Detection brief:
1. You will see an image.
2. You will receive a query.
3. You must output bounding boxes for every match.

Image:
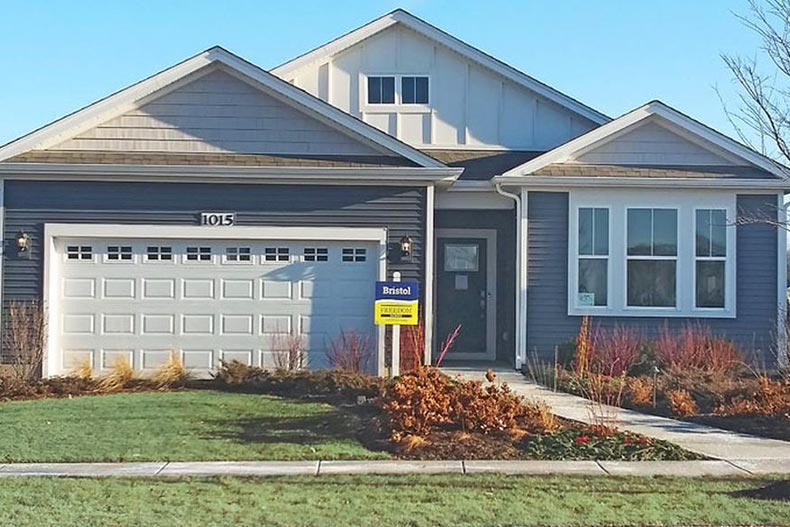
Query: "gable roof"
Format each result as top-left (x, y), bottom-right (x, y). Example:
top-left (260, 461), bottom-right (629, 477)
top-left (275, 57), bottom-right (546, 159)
top-left (495, 100), bottom-right (790, 187)
top-left (0, 46), bottom-right (446, 168)
top-left (272, 9), bottom-right (610, 126)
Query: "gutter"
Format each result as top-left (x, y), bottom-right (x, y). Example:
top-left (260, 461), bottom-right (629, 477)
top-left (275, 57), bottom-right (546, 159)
top-left (495, 182), bottom-right (526, 370)
top-left (493, 175), bottom-right (790, 190)
top-left (0, 163), bottom-right (464, 187)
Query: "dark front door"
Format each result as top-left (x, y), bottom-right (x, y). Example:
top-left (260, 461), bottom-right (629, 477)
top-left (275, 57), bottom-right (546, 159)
top-left (436, 237), bottom-right (491, 360)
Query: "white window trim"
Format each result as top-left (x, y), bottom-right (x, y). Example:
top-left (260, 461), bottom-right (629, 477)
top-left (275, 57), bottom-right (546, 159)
top-left (569, 206), bottom-right (612, 313)
top-left (692, 207), bottom-right (734, 312)
top-left (623, 207), bottom-right (679, 311)
top-left (568, 190), bottom-right (736, 318)
top-left (361, 73), bottom-right (432, 113)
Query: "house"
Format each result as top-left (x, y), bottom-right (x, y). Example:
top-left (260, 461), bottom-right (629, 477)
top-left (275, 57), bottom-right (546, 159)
top-left (0, 9), bottom-right (786, 377)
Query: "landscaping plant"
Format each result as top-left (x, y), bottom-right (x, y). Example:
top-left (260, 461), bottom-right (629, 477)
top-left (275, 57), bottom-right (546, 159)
top-left (326, 329), bottom-right (372, 373)
top-left (666, 389), bottom-right (699, 417)
top-left (655, 322), bottom-right (743, 374)
top-left (270, 332), bottom-right (305, 371)
top-left (152, 351), bottom-right (190, 388)
top-left (98, 356), bottom-right (135, 392)
top-left (2, 300), bottom-right (47, 383)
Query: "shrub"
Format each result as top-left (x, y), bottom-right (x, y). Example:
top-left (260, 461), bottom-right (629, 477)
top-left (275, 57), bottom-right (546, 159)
top-left (592, 325), bottom-right (641, 377)
top-left (523, 399), bottom-right (561, 433)
top-left (655, 322), bottom-right (742, 374)
top-left (213, 360), bottom-right (387, 401)
top-left (271, 332), bottom-right (305, 371)
top-left (3, 301), bottom-right (47, 383)
top-left (434, 325), bottom-right (462, 367)
top-left (98, 356), bottom-right (134, 392)
top-left (715, 377), bottom-right (790, 417)
top-left (381, 367), bottom-right (455, 438)
top-left (626, 376), bottom-right (655, 407)
top-left (573, 316), bottom-right (594, 376)
top-left (152, 352), bottom-right (189, 388)
top-left (400, 319), bottom-right (425, 372)
top-left (666, 389), bottom-right (698, 417)
top-left (326, 330), bottom-right (372, 373)
top-left (448, 380), bottom-right (526, 434)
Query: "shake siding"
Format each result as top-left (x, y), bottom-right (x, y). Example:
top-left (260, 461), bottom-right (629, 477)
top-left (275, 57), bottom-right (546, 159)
top-left (2, 181), bottom-right (426, 302)
top-left (526, 192), bottom-right (779, 367)
top-left (50, 69), bottom-right (383, 156)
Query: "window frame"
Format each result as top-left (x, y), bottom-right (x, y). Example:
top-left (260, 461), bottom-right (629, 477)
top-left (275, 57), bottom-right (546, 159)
top-left (570, 206), bottom-right (611, 311)
top-left (693, 207), bottom-right (731, 311)
top-left (624, 207), bottom-right (679, 310)
top-left (362, 73), bottom-right (431, 112)
top-left (567, 190), bottom-right (736, 318)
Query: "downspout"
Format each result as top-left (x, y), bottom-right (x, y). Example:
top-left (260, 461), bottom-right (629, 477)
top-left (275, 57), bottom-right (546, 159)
top-left (495, 182), bottom-right (525, 370)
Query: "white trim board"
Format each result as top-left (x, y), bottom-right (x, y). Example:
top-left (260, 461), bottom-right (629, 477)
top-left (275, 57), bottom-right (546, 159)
top-left (41, 223), bottom-right (389, 377)
top-left (0, 48), bottom-right (445, 169)
top-left (497, 101), bottom-right (790, 184)
top-left (0, 163), bottom-right (462, 186)
top-left (271, 9), bottom-right (609, 126)
top-left (435, 228), bottom-right (497, 361)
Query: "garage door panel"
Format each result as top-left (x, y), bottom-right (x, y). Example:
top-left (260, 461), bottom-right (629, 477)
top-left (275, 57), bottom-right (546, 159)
top-left (54, 236), bottom-right (380, 375)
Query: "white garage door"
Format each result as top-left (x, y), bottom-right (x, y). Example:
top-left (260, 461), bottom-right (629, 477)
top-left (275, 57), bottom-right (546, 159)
top-left (49, 230), bottom-right (381, 376)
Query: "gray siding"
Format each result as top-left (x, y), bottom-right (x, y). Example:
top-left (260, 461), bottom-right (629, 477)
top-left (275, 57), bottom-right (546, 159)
top-left (51, 68), bottom-right (384, 156)
top-left (436, 209), bottom-right (516, 362)
top-left (3, 180), bottom-right (425, 302)
top-left (527, 192), bottom-right (779, 366)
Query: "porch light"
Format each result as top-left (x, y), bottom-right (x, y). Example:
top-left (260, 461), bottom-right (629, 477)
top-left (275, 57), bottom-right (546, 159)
top-left (15, 232), bottom-right (30, 252)
top-left (399, 235), bottom-right (413, 257)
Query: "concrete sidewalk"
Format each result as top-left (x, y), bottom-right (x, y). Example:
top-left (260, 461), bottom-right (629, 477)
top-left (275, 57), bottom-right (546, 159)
top-left (0, 459), bottom-right (787, 478)
top-left (443, 368), bottom-right (790, 462)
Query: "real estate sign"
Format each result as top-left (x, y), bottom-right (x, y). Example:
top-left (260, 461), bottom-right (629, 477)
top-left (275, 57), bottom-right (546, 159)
top-left (374, 281), bottom-right (419, 325)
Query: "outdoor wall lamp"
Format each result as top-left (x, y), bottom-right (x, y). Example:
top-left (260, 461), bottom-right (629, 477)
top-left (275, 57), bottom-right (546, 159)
top-left (399, 235), bottom-right (413, 257)
top-left (16, 232), bottom-right (31, 252)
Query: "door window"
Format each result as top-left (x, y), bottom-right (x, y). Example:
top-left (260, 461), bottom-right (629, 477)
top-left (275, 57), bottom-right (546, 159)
top-left (444, 244), bottom-right (479, 272)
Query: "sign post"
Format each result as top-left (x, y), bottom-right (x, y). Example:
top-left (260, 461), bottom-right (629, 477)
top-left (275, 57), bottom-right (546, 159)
top-left (374, 274), bottom-right (419, 377)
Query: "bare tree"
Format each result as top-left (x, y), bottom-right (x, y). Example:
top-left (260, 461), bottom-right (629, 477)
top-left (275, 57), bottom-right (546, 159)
top-left (3, 301), bottom-right (47, 382)
top-left (720, 0), bottom-right (790, 163)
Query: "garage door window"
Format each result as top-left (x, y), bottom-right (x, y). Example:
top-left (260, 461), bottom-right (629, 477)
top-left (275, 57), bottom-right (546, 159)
top-left (342, 248), bottom-right (367, 262)
top-left (186, 246), bottom-right (212, 262)
top-left (106, 246), bottom-right (133, 262)
top-left (225, 247), bottom-right (252, 263)
top-left (66, 245), bottom-right (93, 261)
top-left (304, 247), bottom-right (328, 262)
top-left (264, 247), bottom-right (290, 262)
top-left (146, 246), bottom-right (173, 262)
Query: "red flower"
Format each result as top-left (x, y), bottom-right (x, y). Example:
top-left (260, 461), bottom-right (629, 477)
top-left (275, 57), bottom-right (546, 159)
top-left (575, 434), bottom-right (591, 444)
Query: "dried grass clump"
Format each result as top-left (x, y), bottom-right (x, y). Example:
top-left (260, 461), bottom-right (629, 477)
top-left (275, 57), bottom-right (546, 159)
top-left (73, 359), bottom-right (93, 381)
top-left (98, 356), bottom-right (134, 392)
top-left (667, 389), bottom-right (698, 417)
top-left (153, 352), bottom-right (189, 388)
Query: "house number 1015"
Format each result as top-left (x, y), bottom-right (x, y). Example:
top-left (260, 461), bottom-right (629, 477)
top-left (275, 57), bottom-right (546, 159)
top-left (200, 212), bottom-right (236, 226)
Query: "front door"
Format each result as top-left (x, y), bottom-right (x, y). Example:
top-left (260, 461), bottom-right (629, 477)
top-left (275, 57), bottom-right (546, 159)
top-left (435, 231), bottom-right (496, 361)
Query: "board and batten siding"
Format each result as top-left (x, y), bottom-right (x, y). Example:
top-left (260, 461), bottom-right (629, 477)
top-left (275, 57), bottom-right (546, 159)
top-left (573, 121), bottom-right (736, 166)
top-left (2, 181), bottom-right (425, 303)
top-left (526, 192), bottom-right (780, 367)
top-left (283, 24), bottom-right (596, 151)
top-left (49, 68), bottom-right (385, 156)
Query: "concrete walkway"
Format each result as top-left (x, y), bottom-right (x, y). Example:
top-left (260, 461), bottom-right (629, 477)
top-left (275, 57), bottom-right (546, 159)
top-left (443, 367), bottom-right (790, 463)
top-left (0, 459), bottom-right (787, 478)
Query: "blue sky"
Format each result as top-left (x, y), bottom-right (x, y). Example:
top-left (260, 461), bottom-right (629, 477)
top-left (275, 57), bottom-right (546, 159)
top-left (0, 0), bottom-right (762, 147)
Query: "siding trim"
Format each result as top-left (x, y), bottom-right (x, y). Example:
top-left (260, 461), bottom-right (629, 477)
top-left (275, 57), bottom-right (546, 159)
top-left (778, 195), bottom-right (788, 369)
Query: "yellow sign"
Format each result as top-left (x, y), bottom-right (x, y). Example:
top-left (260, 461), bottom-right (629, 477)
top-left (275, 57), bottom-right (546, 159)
top-left (374, 301), bottom-right (419, 325)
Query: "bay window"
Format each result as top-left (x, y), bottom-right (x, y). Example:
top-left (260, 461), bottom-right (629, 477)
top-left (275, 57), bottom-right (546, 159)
top-left (569, 191), bottom-right (735, 318)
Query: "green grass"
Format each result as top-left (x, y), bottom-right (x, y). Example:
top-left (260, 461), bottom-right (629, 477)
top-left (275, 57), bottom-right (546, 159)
top-left (0, 391), bottom-right (387, 462)
top-left (0, 475), bottom-right (786, 526)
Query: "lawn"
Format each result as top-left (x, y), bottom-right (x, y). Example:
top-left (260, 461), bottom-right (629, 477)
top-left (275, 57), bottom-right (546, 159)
top-left (0, 475), bottom-right (787, 526)
top-left (0, 391), bottom-right (387, 462)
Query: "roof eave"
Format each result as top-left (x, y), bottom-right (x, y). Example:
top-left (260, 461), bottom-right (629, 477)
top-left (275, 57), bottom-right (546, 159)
top-left (492, 174), bottom-right (790, 190)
